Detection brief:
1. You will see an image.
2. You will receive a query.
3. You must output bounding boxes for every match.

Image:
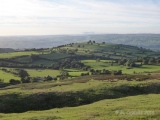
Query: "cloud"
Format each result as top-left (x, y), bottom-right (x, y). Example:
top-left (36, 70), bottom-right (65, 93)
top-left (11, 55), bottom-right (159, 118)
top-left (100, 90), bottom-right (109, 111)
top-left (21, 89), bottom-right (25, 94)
top-left (0, 0), bottom-right (160, 35)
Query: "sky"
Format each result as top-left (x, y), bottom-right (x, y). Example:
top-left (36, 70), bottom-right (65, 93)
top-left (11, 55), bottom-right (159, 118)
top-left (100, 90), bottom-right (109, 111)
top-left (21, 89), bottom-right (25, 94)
top-left (0, 0), bottom-right (160, 36)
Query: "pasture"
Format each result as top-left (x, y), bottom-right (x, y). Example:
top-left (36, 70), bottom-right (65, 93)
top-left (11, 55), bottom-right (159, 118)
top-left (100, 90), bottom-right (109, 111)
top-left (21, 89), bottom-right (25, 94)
top-left (0, 51), bottom-right (40, 58)
top-left (13, 56), bottom-right (31, 62)
top-left (39, 52), bottom-right (70, 60)
top-left (31, 60), bottom-right (55, 67)
top-left (0, 69), bottom-right (20, 82)
top-left (26, 69), bottom-right (60, 78)
top-left (82, 60), bottom-right (160, 74)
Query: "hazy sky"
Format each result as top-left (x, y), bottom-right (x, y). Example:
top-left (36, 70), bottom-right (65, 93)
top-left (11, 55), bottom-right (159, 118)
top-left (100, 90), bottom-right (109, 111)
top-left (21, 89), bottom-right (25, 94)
top-left (0, 0), bottom-right (160, 36)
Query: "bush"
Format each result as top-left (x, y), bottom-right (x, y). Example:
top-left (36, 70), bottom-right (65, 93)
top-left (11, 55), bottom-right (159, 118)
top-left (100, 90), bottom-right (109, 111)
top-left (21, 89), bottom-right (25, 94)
top-left (9, 79), bottom-right (21, 85)
top-left (21, 77), bottom-right (31, 83)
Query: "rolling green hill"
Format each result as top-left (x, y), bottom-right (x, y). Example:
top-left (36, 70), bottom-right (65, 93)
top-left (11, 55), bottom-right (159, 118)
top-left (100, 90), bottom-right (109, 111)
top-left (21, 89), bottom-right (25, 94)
top-left (0, 41), bottom-right (160, 120)
top-left (0, 41), bottom-right (160, 83)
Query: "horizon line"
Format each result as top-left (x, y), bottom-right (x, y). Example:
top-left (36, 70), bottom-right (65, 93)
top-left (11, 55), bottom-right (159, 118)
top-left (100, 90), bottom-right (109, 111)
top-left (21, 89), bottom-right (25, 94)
top-left (0, 33), bottom-right (160, 37)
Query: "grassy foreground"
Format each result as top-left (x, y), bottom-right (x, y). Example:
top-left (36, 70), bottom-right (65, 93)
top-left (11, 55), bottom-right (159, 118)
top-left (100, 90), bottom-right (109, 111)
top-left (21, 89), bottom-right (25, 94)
top-left (0, 94), bottom-right (159, 120)
top-left (0, 78), bottom-right (160, 115)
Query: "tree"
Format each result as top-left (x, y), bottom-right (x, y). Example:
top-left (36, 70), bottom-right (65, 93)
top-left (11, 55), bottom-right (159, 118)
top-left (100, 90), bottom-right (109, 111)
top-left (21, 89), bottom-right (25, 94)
top-left (60, 70), bottom-right (69, 77)
top-left (125, 59), bottom-right (132, 67)
top-left (9, 79), bottom-right (20, 85)
top-left (18, 69), bottom-right (29, 78)
top-left (44, 75), bottom-right (53, 81)
top-left (90, 69), bottom-right (95, 73)
top-left (112, 70), bottom-right (122, 75)
top-left (102, 69), bottom-right (111, 75)
top-left (21, 77), bottom-right (31, 83)
top-left (116, 70), bottom-right (122, 75)
top-left (118, 58), bottom-right (127, 65)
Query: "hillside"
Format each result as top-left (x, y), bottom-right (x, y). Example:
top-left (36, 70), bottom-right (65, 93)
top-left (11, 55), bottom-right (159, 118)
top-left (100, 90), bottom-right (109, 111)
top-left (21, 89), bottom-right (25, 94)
top-left (0, 41), bottom-right (160, 83)
top-left (0, 78), bottom-right (160, 119)
top-left (0, 94), bottom-right (159, 120)
top-left (0, 41), bottom-right (160, 120)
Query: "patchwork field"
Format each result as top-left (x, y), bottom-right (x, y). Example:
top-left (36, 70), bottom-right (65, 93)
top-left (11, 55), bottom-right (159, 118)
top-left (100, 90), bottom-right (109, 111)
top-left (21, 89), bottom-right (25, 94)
top-left (0, 41), bottom-right (160, 120)
top-left (82, 60), bottom-right (160, 74)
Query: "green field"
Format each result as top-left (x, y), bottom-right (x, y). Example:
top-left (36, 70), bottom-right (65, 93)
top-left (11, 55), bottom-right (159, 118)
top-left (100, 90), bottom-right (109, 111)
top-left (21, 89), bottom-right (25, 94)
top-left (31, 60), bottom-right (55, 67)
top-left (39, 52), bottom-right (70, 60)
top-left (0, 69), bottom-right (20, 82)
top-left (0, 69), bottom-right (60, 82)
top-left (82, 60), bottom-right (115, 69)
top-left (13, 56), bottom-right (31, 62)
top-left (0, 51), bottom-right (40, 58)
top-left (26, 69), bottom-right (60, 78)
top-left (82, 60), bottom-right (160, 74)
top-left (1, 78), bottom-right (160, 94)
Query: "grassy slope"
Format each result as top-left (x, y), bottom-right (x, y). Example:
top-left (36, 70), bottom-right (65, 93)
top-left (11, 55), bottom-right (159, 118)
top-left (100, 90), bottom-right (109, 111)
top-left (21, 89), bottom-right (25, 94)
top-left (0, 71), bottom-right (160, 119)
top-left (26, 69), bottom-right (60, 78)
top-left (0, 79), bottom-right (160, 109)
top-left (0, 70), bottom-right (20, 82)
top-left (1, 78), bottom-right (160, 95)
top-left (0, 42), bottom-right (158, 60)
top-left (0, 42), bottom-right (160, 83)
top-left (0, 42), bottom-right (158, 65)
top-left (65, 42), bottom-right (157, 58)
top-left (31, 60), bottom-right (55, 67)
top-left (13, 56), bottom-right (31, 62)
top-left (0, 51), bottom-right (41, 58)
top-left (0, 94), bottom-right (159, 120)
top-left (39, 52), bottom-right (70, 60)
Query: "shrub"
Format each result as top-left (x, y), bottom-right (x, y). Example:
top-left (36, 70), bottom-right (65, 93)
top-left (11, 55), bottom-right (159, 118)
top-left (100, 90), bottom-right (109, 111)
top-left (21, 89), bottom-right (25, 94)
top-left (9, 79), bottom-right (21, 85)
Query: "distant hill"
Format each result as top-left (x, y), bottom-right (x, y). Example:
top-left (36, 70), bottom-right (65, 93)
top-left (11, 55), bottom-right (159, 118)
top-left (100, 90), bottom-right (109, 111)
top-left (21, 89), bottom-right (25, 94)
top-left (0, 34), bottom-right (160, 50)
top-left (0, 48), bottom-right (15, 53)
